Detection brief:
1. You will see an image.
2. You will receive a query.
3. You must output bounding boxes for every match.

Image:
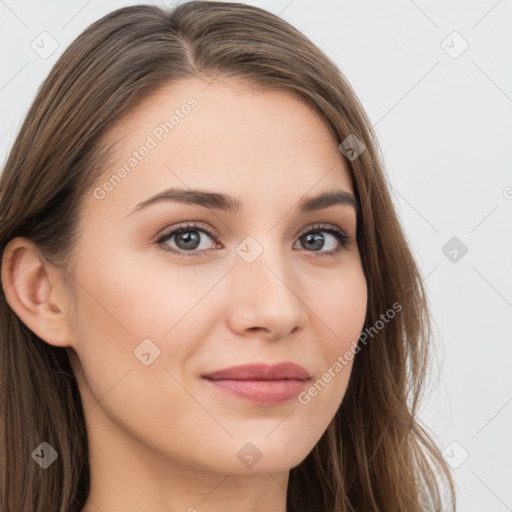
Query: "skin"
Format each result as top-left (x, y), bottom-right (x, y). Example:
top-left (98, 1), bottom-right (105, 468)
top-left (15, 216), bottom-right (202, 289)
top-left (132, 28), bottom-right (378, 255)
top-left (2, 76), bottom-right (367, 512)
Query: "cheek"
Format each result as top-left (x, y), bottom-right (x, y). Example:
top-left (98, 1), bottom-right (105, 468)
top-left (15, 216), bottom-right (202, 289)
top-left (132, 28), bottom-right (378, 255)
top-left (329, 277), bottom-right (367, 354)
top-left (74, 243), bottom-right (208, 341)
top-left (70, 248), bottom-right (224, 398)
top-left (299, 264), bottom-right (367, 405)
top-left (308, 262), bottom-right (368, 349)
top-left (69, 253), bottom-right (213, 456)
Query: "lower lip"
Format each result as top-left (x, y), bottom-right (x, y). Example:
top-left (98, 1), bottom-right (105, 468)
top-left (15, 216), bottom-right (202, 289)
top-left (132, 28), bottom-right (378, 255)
top-left (203, 378), bottom-right (308, 405)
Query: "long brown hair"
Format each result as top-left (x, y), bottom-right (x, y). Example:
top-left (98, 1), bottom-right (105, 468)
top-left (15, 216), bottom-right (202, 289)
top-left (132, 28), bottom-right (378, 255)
top-left (0, 2), bottom-right (456, 511)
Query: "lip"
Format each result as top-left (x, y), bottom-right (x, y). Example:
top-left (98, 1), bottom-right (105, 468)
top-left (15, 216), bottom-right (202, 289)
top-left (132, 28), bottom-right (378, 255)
top-left (201, 363), bottom-right (310, 405)
top-left (202, 362), bottom-right (310, 381)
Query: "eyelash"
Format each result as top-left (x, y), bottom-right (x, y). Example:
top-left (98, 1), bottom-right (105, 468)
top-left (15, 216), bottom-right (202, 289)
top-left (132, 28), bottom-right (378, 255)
top-left (155, 222), bottom-right (351, 259)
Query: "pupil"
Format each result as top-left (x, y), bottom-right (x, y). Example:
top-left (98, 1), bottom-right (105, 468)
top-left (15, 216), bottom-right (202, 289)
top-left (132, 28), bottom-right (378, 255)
top-left (177, 230), bottom-right (200, 250)
top-left (304, 232), bottom-right (324, 251)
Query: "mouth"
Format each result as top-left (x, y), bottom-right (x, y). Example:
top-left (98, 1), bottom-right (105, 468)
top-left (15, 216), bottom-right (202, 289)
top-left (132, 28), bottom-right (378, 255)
top-left (201, 362), bottom-right (310, 405)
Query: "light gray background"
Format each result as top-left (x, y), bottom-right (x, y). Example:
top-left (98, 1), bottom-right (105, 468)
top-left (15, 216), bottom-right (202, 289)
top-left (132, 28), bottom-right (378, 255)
top-left (1, 1), bottom-right (511, 510)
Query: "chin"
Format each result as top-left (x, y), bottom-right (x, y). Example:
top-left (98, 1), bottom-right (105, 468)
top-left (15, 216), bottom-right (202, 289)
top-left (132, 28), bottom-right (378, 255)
top-left (228, 435), bottom-right (315, 475)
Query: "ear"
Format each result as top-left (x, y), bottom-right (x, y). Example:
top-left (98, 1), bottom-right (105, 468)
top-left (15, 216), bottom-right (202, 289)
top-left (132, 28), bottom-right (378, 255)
top-left (1, 237), bottom-right (74, 348)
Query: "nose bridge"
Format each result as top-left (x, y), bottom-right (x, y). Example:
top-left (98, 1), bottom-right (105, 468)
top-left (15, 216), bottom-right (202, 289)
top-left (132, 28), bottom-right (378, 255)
top-left (226, 230), bottom-right (307, 336)
top-left (234, 230), bottom-right (292, 295)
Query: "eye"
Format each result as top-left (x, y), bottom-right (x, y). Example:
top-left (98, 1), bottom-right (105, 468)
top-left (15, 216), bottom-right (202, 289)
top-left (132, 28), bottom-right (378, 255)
top-left (293, 223), bottom-right (351, 258)
top-left (156, 222), bottom-right (220, 257)
top-left (156, 222), bottom-right (351, 258)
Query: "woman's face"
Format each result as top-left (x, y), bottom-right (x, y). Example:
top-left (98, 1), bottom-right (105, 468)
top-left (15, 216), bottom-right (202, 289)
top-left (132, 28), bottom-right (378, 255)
top-left (67, 76), bottom-right (367, 477)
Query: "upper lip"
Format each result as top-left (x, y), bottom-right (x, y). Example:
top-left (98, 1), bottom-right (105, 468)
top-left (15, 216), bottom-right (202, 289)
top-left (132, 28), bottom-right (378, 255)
top-left (202, 362), bottom-right (310, 381)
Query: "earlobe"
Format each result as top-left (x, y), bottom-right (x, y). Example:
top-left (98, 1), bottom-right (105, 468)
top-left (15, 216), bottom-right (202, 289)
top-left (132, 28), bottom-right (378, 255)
top-left (1, 237), bottom-right (74, 348)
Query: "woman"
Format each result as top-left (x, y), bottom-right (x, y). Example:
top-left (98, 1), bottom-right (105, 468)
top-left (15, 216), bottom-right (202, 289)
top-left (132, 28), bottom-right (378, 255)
top-left (0, 2), bottom-right (456, 511)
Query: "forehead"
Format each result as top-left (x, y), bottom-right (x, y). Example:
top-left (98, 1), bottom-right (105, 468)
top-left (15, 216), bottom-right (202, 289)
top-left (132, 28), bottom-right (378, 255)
top-left (87, 76), bottom-right (354, 217)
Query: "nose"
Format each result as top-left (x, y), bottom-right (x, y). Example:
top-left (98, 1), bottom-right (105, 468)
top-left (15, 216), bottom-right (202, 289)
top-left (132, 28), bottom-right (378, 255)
top-left (225, 243), bottom-right (309, 341)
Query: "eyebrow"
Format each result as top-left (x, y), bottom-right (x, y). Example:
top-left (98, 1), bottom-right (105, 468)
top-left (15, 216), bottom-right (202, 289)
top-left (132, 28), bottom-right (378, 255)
top-left (128, 187), bottom-right (359, 216)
